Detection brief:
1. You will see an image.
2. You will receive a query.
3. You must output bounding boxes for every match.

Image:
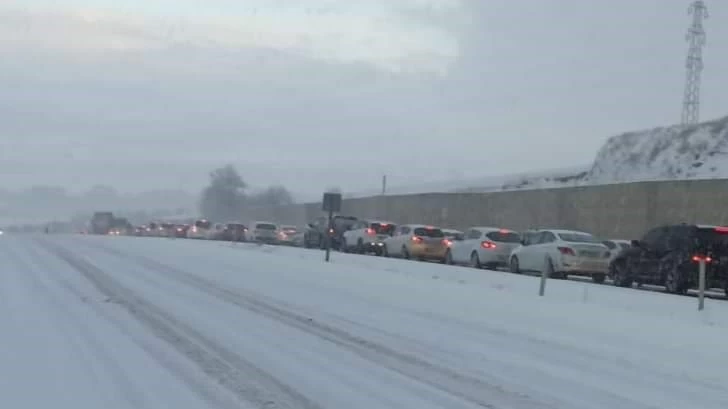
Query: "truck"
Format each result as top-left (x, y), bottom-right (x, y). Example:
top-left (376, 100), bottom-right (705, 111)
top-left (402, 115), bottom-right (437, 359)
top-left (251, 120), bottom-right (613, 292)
top-left (89, 212), bottom-right (114, 235)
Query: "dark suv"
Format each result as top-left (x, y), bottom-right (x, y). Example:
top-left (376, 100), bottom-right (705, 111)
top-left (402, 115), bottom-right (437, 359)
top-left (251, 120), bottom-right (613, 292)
top-left (609, 224), bottom-right (728, 295)
top-left (304, 215), bottom-right (358, 250)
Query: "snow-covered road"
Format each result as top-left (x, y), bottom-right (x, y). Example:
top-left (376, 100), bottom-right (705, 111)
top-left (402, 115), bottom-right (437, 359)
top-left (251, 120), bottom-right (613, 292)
top-left (2, 235), bottom-right (728, 409)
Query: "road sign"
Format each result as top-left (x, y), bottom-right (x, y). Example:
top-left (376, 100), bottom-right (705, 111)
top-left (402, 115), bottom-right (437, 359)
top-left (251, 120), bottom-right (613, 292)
top-left (322, 192), bottom-right (342, 212)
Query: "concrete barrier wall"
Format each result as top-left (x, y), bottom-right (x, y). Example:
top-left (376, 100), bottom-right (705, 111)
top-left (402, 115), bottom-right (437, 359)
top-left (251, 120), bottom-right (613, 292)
top-left (243, 179), bottom-right (728, 239)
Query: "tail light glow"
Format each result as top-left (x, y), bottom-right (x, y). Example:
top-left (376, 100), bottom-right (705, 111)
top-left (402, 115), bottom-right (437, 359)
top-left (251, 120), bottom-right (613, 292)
top-left (692, 255), bottom-right (713, 263)
top-left (558, 247), bottom-right (576, 256)
top-left (481, 241), bottom-right (496, 249)
top-left (366, 228), bottom-right (375, 235)
top-left (714, 227), bottom-right (728, 233)
top-left (443, 239), bottom-right (453, 247)
top-left (412, 236), bottom-right (423, 243)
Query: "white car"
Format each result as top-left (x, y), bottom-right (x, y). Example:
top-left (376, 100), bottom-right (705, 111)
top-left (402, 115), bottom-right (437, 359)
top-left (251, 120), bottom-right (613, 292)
top-left (602, 239), bottom-right (632, 263)
top-left (206, 223), bottom-right (227, 240)
top-left (445, 227), bottom-right (521, 269)
top-left (382, 224), bottom-right (449, 262)
top-left (509, 229), bottom-right (611, 283)
top-left (342, 220), bottom-right (397, 254)
top-left (248, 221), bottom-right (279, 244)
top-left (277, 225), bottom-right (302, 245)
top-left (187, 219), bottom-right (212, 239)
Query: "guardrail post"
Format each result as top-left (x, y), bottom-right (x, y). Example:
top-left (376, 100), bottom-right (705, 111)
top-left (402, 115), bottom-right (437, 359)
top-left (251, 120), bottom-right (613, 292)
top-left (698, 258), bottom-right (706, 311)
top-left (539, 268), bottom-right (548, 296)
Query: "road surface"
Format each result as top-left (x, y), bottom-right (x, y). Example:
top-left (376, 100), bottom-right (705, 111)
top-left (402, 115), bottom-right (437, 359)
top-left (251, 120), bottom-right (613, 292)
top-left (1, 235), bottom-right (727, 409)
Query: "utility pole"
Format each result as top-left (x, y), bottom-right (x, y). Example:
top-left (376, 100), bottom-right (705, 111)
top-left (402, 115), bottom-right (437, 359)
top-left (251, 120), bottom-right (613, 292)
top-left (682, 1), bottom-right (708, 126)
top-left (381, 175), bottom-right (387, 195)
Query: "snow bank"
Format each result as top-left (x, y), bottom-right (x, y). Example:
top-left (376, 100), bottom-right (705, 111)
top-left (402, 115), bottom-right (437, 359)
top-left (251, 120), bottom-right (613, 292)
top-left (359, 115), bottom-right (728, 196)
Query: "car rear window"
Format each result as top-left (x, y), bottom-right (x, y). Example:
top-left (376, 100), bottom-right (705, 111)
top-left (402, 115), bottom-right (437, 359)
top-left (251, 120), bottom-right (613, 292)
top-left (195, 220), bottom-right (211, 229)
top-left (558, 232), bottom-right (600, 243)
top-left (486, 231), bottom-right (521, 243)
top-left (227, 223), bottom-right (246, 229)
top-left (256, 223), bottom-right (277, 230)
top-left (371, 223), bottom-right (395, 235)
top-left (413, 227), bottom-right (444, 238)
top-left (695, 228), bottom-right (728, 250)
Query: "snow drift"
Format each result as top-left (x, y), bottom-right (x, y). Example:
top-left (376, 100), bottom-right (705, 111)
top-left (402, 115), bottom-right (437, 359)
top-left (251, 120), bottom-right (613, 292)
top-left (490, 114), bottom-right (728, 192)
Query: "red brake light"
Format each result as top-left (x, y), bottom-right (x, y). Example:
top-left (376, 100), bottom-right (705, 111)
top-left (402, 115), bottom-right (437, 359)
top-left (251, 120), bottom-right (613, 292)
top-left (715, 227), bottom-right (728, 233)
top-left (692, 255), bottom-right (713, 263)
top-left (499, 229), bottom-right (510, 233)
top-left (481, 241), bottom-right (496, 249)
top-left (558, 247), bottom-right (576, 256)
top-left (443, 239), bottom-right (452, 246)
top-left (366, 228), bottom-right (375, 235)
top-left (412, 236), bottom-right (423, 243)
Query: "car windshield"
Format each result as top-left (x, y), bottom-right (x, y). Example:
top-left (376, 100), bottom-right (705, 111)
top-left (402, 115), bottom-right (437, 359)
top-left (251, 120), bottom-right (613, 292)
top-left (486, 231), bottom-right (521, 243)
top-left (618, 242), bottom-right (631, 249)
top-left (256, 223), bottom-right (277, 230)
top-left (558, 232), bottom-right (600, 243)
top-left (413, 227), bottom-right (445, 238)
top-left (371, 223), bottom-right (395, 235)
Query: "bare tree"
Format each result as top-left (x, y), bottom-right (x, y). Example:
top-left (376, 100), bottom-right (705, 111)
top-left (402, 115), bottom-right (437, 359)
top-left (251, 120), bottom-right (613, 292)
top-left (199, 164), bottom-right (247, 221)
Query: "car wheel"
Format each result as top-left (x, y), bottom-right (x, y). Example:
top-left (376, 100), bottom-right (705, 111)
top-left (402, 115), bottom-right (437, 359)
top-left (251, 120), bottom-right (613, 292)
top-left (402, 246), bottom-right (410, 260)
top-left (357, 239), bottom-right (365, 254)
top-left (509, 257), bottom-right (520, 274)
top-left (470, 252), bottom-right (482, 269)
top-left (592, 273), bottom-right (606, 284)
top-left (610, 261), bottom-right (632, 287)
top-left (664, 261), bottom-right (689, 295)
top-left (444, 250), bottom-right (453, 265)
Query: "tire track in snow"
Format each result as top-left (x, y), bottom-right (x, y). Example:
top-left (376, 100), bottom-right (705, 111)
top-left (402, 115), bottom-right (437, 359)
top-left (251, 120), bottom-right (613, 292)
top-left (82, 239), bottom-right (553, 409)
top-left (9, 240), bottom-right (147, 408)
top-left (37, 238), bottom-right (322, 409)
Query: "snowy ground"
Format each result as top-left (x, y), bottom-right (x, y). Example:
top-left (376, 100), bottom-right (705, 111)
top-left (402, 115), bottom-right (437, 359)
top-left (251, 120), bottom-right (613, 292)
top-left (2, 235), bottom-right (728, 409)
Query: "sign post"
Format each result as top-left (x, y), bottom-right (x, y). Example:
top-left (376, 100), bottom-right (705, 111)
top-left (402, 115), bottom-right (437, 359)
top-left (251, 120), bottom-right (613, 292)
top-left (322, 192), bottom-right (342, 263)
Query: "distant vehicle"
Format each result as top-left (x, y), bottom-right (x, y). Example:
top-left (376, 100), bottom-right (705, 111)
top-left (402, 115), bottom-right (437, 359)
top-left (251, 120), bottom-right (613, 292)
top-left (248, 221), bottom-right (279, 244)
top-left (609, 224), bottom-right (728, 295)
top-left (509, 229), bottom-right (610, 283)
top-left (277, 225), bottom-right (301, 246)
top-left (446, 227), bottom-right (521, 269)
top-left (222, 223), bottom-right (248, 242)
top-left (172, 224), bottom-right (190, 238)
top-left (206, 223), bottom-right (227, 240)
top-left (304, 215), bottom-right (358, 250)
top-left (187, 219), bottom-right (212, 239)
top-left (382, 224), bottom-right (449, 262)
top-left (342, 220), bottom-right (396, 255)
top-left (90, 212), bottom-right (114, 235)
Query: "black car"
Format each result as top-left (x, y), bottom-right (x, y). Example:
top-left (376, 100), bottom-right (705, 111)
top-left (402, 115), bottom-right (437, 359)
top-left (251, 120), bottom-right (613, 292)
top-left (609, 224), bottom-right (728, 295)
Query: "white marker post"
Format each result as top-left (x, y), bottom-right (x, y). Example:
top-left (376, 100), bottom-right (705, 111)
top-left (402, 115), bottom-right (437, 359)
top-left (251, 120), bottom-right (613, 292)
top-left (698, 257), bottom-right (707, 311)
top-left (539, 268), bottom-right (548, 296)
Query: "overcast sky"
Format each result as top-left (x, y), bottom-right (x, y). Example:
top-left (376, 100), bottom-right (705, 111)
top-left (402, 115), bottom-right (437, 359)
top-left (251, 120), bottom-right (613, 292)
top-left (1, 0), bottom-right (726, 200)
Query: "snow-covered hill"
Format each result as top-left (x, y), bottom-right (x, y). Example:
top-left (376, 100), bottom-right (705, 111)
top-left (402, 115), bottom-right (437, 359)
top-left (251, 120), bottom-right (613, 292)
top-left (359, 114), bottom-right (728, 197)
